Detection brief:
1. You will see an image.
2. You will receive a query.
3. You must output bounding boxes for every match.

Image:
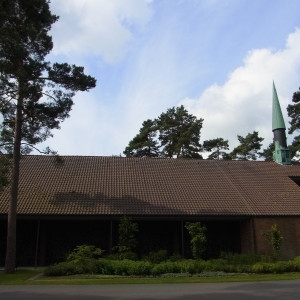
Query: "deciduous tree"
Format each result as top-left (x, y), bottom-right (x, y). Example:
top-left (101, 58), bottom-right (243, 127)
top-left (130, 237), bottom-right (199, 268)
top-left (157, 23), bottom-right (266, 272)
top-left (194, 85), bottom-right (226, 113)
top-left (262, 224), bottom-right (283, 261)
top-left (0, 0), bottom-right (96, 273)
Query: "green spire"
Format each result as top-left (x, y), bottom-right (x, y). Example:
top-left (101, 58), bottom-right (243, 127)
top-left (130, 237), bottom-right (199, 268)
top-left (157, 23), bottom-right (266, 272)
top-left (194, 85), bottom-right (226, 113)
top-left (272, 82), bottom-right (291, 165)
top-left (272, 82), bottom-right (286, 131)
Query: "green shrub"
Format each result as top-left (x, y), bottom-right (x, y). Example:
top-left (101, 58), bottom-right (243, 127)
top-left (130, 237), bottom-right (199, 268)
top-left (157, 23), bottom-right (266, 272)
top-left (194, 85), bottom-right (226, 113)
top-left (151, 261), bottom-right (181, 276)
top-left (144, 250), bottom-right (168, 263)
top-left (220, 252), bottom-right (262, 265)
top-left (127, 261), bottom-right (152, 275)
top-left (251, 261), bottom-right (289, 273)
top-left (97, 259), bottom-right (129, 275)
top-left (105, 251), bottom-right (138, 261)
top-left (261, 224), bottom-right (283, 261)
top-left (159, 273), bottom-right (191, 278)
top-left (44, 260), bottom-right (97, 276)
top-left (169, 253), bottom-right (182, 261)
top-left (181, 259), bottom-right (206, 274)
top-left (185, 222), bottom-right (207, 260)
top-left (112, 260), bottom-right (130, 275)
top-left (66, 245), bottom-right (104, 262)
top-left (94, 259), bottom-right (152, 276)
top-left (114, 216), bottom-right (139, 254)
top-left (94, 259), bottom-right (115, 275)
top-left (292, 256), bottom-right (300, 271)
top-left (204, 259), bottom-right (227, 272)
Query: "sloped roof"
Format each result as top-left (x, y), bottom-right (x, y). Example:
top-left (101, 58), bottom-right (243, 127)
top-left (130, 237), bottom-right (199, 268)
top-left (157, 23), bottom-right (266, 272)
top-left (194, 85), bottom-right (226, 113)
top-left (1, 156), bottom-right (300, 217)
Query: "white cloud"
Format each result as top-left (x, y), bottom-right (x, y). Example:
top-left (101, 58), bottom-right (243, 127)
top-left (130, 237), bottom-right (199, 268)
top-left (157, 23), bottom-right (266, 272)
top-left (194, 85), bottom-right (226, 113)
top-left (180, 28), bottom-right (300, 152)
top-left (50, 0), bottom-right (153, 63)
top-left (43, 91), bottom-right (122, 156)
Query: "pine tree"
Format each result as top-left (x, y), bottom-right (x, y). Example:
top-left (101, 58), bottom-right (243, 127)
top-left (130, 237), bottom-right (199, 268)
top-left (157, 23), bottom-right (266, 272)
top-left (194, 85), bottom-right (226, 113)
top-left (0, 0), bottom-right (96, 272)
top-left (289, 136), bottom-right (300, 161)
top-left (230, 131), bottom-right (264, 160)
top-left (260, 142), bottom-right (275, 161)
top-left (287, 86), bottom-right (300, 159)
top-left (123, 119), bottom-right (159, 157)
top-left (124, 105), bottom-right (203, 158)
top-left (203, 138), bottom-right (229, 160)
top-left (157, 105), bottom-right (203, 158)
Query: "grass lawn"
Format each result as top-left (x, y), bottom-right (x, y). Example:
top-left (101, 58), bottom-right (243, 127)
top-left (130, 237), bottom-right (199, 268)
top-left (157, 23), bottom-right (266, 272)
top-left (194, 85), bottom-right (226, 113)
top-left (2, 269), bottom-right (300, 285)
top-left (0, 269), bottom-right (44, 285)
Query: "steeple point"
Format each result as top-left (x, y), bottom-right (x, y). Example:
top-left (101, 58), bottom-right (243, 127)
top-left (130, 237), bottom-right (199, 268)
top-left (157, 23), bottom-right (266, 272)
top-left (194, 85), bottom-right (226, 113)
top-left (272, 81), bottom-right (286, 131)
top-left (272, 82), bottom-right (291, 165)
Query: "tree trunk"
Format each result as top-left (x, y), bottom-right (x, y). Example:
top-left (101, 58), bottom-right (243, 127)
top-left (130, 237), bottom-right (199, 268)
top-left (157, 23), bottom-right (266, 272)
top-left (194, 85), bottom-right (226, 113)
top-left (5, 84), bottom-right (23, 273)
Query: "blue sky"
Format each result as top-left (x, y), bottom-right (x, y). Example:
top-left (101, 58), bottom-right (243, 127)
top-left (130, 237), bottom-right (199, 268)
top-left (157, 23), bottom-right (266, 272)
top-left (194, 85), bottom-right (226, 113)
top-left (44, 0), bottom-right (300, 156)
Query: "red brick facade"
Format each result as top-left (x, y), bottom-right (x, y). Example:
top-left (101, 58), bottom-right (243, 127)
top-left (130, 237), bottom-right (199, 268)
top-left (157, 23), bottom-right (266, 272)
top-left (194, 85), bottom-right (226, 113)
top-left (241, 217), bottom-right (300, 260)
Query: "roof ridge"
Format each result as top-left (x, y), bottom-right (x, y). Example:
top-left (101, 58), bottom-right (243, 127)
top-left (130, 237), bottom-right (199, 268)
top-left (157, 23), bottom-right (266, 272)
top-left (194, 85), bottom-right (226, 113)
top-left (213, 161), bottom-right (254, 214)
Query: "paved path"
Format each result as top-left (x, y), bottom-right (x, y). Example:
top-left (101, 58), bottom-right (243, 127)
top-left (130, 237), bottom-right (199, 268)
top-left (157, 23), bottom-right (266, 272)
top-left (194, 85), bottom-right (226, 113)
top-left (1, 280), bottom-right (300, 299)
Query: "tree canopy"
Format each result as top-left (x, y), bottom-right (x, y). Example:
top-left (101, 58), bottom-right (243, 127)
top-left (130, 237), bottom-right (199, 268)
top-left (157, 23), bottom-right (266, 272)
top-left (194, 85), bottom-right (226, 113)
top-left (289, 136), bottom-right (300, 161)
top-left (157, 105), bottom-right (203, 158)
top-left (202, 138), bottom-right (229, 160)
top-left (123, 119), bottom-right (159, 157)
top-left (124, 105), bottom-right (203, 158)
top-left (287, 86), bottom-right (300, 159)
top-left (260, 142), bottom-right (275, 162)
top-left (230, 131), bottom-right (264, 160)
top-left (0, 0), bottom-right (96, 273)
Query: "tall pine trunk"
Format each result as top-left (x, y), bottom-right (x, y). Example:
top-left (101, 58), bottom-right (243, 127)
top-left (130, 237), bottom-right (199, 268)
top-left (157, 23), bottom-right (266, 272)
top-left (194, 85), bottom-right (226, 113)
top-left (5, 82), bottom-right (23, 273)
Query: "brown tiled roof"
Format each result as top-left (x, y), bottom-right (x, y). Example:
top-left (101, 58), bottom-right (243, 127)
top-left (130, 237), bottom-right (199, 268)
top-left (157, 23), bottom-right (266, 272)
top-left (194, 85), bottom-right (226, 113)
top-left (0, 156), bottom-right (300, 216)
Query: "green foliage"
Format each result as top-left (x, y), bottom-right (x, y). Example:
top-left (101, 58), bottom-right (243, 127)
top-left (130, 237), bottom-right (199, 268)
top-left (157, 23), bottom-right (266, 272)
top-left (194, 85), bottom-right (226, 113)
top-left (44, 253), bottom-right (300, 277)
top-left (151, 261), bottom-right (181, 276)
top-left (287, 87), bottom-right (300, 160)
top-left (143, 249), bottom-right (168, 264)
top-left (123, 119), bottom-right (159, 157)
top-left (106, 251), bottom-right (138, 261)
top-left (230, 131), bottom-right (264, 160)
top-left (287, 87), bottom-right (300, 135)
top-left (260, 142), bottom-right (275, 161)
top-left (124, 105), bottom-right (203, 158)
top-left (0, 0), bottom-right (96, 155)
top-left (44, 245), bottom-right (104, 276)
top-left (289, 136), bottom-right (300, 161)
top-left (94, 259), bottom-right (152, 276)
top-left (262, 224), bottom-right (283, 261)
top-left (0, 155), bottom-right (10, 191)
top-left (220, 252), bottom-right (263, 265)
top-left (66, 245), bottom-right (104, 262)
top-left (168, 253), bottom-right (182, 261)
top-left (185, 222), bottom-right (207, 260)
top-left (157, 105), bottom-right (203, 158)
top-left (114, 216), bottom-right (139, 254)
top-left (203, 138), bottom-right (229, 160)
top-left (0, 0), bottom-right (96, 273)
top-left (251, 262), bottom-right (284, 274)
top-left (44, 261), bottom-right (83, 276)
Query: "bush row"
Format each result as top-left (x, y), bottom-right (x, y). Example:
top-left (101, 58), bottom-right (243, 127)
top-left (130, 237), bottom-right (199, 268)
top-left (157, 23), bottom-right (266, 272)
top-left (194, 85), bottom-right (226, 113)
top-left (44, 256), bottom-right (300, 276)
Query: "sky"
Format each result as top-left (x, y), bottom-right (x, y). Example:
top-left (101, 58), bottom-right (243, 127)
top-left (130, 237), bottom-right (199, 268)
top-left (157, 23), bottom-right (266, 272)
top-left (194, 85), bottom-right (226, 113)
top-left (42, 0), bottom-right (300, 157)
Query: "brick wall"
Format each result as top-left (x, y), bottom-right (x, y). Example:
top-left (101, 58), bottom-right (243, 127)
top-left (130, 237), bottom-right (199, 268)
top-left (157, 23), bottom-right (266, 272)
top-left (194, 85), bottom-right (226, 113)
top-left (242, 217), bottom-right (300, 260)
